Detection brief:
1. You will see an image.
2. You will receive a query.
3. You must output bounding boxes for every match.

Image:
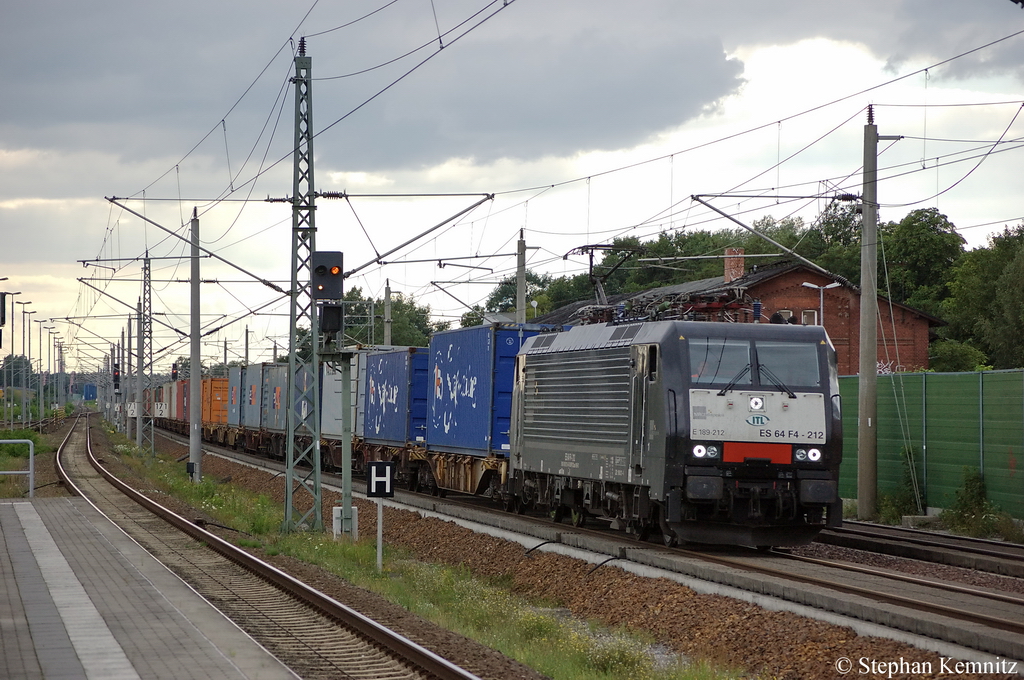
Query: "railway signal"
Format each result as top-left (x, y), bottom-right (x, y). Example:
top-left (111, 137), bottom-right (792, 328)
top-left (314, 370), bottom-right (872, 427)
top-left (311, 251), bottom-right (344, 300)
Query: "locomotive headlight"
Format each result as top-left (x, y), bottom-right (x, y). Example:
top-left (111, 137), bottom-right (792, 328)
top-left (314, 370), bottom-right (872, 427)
top-left (706, 445), bottom-right (720, 458)
top-left (807, 448), bottom-right (822, 462)
top-left (693, 445), bottom-right (707, 458)
top-left (795, 448), bottom-right (808, 461)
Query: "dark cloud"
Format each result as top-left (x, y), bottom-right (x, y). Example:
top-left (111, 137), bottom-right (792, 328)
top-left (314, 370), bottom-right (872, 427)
top-left (318, 29), bottom-right (744, 170)
top-left (2, 0), bottom-right (1022, 183)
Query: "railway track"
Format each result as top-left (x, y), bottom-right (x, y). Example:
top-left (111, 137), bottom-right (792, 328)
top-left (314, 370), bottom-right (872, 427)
top-left (818, 521), bottom-right (1024, 577)
top-left (57, 415), bottom-right (484, 680)
top-left (153, 428), bottom-right (1024, 662)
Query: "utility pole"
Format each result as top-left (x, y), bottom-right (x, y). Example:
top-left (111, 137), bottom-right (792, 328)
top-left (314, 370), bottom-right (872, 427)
top-left (35, 319), bottom-right (48, 430)
top-left (7, 292), bottom-right (20, 429)
top-left (126, 318), bottom-right (133, 438)
top-left (135, 298), bottom-right (147, 450)
top-left (516, 229), bottom-right (526, 324)
top-left (113, 341), bottom-right (121, 431)
top-left (137, 256), bottom-right (154, 455)
top-left (858, 105), bottom-right (901, 521)
top-left (190, 210), bottom-right (202, 482)
top-left (284, 37), bottom-right (323, 531)
top-left (25, 308), bottom-right (35, 423)
top-left (384, 281), bottom-right (392, 345)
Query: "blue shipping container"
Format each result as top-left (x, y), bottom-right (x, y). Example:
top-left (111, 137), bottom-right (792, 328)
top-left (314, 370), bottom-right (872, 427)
top-left (364, 349), bottom-right (427, 446)
top-left (261, 363), bottom-right (287, 433)
top-left (241, 364), bottom-right (263, 429)
top-left (83, 384), bottom-right (98, 401)
top-left (427, 324), bottom-right (553, 457)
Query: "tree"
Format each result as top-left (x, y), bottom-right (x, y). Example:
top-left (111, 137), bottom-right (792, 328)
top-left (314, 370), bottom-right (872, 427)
top-left (880, 208), bottom-right (965, 317)
top-left (545, 272), bottom-right (594, 311)
top-left (484, 271), bottom-right (553, 313)
top-left (984, 248), bottom-right (1024, 368)
top-left (340, 287), bottom-right (447, 347)
top-left (942, 225), bottom-right (1024, 368)
top-left (171, 356), bottom-right (207, 379)
top-left (929, 339), bottom-right (990, 373)
top-left (0, 354), bottom-right (33, 388)
top-left (460, 305), bottom-right (486, 328)
top-left (801, 202), bottom-right (862, 283)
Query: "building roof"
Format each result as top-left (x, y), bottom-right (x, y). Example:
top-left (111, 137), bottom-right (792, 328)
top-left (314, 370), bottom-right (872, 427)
top-left (534, 260), bottom-right (943, 326)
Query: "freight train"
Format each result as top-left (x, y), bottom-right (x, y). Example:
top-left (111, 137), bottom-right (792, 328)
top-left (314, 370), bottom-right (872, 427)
top-left (154, 319), bottom-right (841, 547)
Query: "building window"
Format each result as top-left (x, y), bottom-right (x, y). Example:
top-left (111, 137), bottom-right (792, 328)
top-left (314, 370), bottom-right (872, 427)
top-left (777, 309), bottom-right (792, 321)
top-left (802, 309), bottom-right (818, 325)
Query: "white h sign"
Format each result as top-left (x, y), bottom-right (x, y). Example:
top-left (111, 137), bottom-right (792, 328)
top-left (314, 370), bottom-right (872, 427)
top-left (366, 461), bottom-right (395, 498)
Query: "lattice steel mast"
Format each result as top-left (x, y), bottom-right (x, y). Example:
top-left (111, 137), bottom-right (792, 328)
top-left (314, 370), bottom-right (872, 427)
top-left (135, 255), bottom-right (155, 455)
top-left (284, 38), bottom-right (322, 531)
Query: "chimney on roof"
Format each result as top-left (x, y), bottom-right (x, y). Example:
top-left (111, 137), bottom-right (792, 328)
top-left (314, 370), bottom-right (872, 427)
top-left (724, 248), bottom-right (745, 283)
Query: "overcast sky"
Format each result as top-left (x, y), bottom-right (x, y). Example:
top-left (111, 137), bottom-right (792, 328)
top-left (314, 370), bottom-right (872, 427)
top-left (2, 0), bottom-right (1023, 373)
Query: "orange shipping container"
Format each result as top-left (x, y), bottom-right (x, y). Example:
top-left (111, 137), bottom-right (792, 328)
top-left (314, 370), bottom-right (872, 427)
top-left (202, 377), bottom-right (229, 424)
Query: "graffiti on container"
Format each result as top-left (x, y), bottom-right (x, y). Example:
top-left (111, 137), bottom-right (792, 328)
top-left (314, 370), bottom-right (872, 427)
top-left (432, 347), bottom-right (479, 434)
top-left (367, 372), bottom-right (400, 435)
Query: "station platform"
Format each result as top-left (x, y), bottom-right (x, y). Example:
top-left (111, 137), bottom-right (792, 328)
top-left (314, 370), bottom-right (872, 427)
top-left (0, 498), bottom-right (297, 680)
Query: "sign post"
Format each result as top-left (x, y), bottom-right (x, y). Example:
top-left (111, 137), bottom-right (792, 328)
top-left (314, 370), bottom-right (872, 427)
top-left (366, 461), bottom-right (395, 571)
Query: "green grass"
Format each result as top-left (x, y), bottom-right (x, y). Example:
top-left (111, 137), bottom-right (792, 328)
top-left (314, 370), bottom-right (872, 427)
top-left (0, 429), bottom-right (49, 498)
top-left (108, 434), bottom-right (740, 680)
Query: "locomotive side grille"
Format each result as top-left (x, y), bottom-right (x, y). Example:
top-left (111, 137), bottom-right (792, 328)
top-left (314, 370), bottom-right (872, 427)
top-left (522, 347), bottom-right (631, 446)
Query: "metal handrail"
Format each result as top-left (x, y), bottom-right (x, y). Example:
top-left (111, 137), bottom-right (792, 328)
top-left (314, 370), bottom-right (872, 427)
top-left (0, 439), bottom-right (35, 497)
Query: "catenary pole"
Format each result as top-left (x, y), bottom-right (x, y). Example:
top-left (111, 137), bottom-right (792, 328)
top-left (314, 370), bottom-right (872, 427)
top-left (284, 38), bottom-right (323, 531)
top-left (516, 230), bottom-right (526, 324)
top-left (384, 281), bottom-right (392, 345)
top-left (858, 105), bottom-right (902, 520)
top-left (190, 209), bottom-right (202, 482)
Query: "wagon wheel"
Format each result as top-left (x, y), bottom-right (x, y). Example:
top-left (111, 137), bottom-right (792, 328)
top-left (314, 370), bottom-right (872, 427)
top-left (570, 507), bottom-right (587, 528)
top-left (662, 532), bottom-right (678, 548)
top-left (516, 496), bottom-right (531, 514)
top-left (628, 519), bottom-right (652, 542)
top-left (550, 505), bottom-right (565, 523)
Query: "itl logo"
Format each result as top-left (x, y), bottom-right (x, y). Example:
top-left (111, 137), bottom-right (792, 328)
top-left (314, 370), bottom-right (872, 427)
top-left (746, 415), bottom-right (770, 426)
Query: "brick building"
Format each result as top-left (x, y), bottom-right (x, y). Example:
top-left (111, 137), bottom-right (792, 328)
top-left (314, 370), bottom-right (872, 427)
top-left (539, 252), bottom-right (939, 375)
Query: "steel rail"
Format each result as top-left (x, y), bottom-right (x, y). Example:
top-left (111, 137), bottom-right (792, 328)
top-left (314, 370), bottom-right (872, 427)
top-left (57, 414), bottom-right (482, 680)
top-left (673, 546), bottom-right (1024, 637)
top-left (826, 522), bottom-right (1024, 562)
top-left (775, 551), bottom-right (1024, 607)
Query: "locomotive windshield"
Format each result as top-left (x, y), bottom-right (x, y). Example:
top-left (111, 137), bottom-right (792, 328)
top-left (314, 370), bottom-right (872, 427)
top-left (689, 339), bottom-right (751, 385)
top-left (754, 341), bottom-right (821, 387)
top-left (689, 338), bottom-right (821, 388)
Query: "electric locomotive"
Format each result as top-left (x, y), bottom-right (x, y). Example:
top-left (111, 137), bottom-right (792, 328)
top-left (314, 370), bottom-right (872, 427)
top-left (507, 320), bottom-right (842, 547)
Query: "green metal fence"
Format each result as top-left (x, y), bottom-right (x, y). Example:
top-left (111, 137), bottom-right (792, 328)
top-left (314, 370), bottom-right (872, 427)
top-left (839, 370), bottom-right (1024, 519)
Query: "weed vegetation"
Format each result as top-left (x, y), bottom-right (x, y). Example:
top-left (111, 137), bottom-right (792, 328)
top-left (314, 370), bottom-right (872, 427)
top-left (878, 449), bottom-right (925, 525)
top-left (940, 467), bottom-right (1024, 543)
